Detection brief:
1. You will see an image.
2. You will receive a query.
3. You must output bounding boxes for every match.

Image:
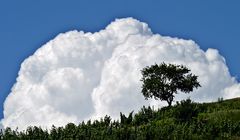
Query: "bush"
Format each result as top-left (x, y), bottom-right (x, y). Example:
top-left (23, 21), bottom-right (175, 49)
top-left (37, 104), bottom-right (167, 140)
top-left (173, 98), bottom-right (200, 122)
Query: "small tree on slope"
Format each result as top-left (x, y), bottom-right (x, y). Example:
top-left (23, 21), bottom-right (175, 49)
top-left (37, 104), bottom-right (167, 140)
top-left (141, 63), bottom-right (201, 107)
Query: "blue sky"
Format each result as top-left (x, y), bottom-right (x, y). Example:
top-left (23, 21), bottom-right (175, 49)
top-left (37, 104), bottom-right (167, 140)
top-left (0, 0), bottom-right (239, 119)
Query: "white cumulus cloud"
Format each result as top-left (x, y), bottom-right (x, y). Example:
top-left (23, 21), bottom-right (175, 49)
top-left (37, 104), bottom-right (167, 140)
top-left (2, 17), bottom-right (240, 130)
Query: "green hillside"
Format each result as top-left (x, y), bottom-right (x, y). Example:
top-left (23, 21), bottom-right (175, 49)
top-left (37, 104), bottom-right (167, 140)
top-left (2, 98), bottom-right (240, 140)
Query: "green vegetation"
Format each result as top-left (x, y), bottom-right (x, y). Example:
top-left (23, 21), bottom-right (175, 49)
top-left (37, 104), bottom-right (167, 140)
top-left (1, 63), bottom-right (238, 139)
top-left (141, 63), bottom-right (200, 106)
top-left (1, 98), bottom-right (240, 140)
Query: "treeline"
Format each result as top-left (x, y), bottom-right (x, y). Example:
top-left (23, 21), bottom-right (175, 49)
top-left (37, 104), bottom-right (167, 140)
top-left (1, 98), bottom-right (240, 140)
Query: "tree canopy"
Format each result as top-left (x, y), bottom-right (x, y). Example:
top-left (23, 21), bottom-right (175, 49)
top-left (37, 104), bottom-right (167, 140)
top-left (141, 63), bottom-right (201, 106)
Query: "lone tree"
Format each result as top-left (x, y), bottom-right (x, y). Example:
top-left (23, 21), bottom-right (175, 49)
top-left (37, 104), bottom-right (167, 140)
top-left (141, 63), bottom-right (201, 107)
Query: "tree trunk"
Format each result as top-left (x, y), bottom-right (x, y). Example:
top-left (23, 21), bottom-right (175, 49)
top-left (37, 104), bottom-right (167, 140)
top-left (167, 100), bottom-right (172, 107)
top-left (167, 96), bottom-right (173, 107)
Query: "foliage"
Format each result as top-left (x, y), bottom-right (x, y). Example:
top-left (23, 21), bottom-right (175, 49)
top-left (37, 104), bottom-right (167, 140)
top-left (173, 98), bottom-right (200, 122)
top-left (1, 98), bottom-right (240, 139)
top-left (141, 63), bottom-right (201, 106)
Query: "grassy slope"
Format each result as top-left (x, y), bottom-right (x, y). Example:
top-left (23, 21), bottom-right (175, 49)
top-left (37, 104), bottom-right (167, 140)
top-left (127, 97), bottom-right (240, 139)
top-left (199, 97), bottom-right (240, 122)
top-left (2, 98), bottom-right (240, 140)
